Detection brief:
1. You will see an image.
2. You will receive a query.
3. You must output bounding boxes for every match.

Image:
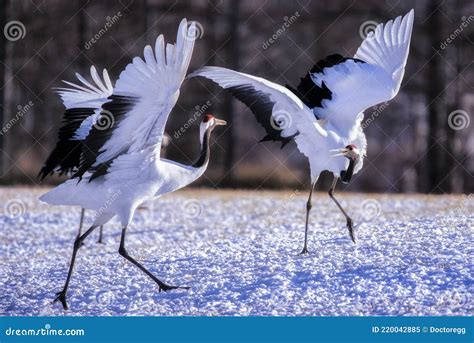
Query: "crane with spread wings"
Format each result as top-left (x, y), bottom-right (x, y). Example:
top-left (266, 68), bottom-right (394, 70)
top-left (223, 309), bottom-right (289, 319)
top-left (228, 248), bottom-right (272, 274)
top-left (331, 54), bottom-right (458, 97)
top-left (40, 19), bottom-right (226, 310)
top-left (190, 10), bottom-right (414, 254)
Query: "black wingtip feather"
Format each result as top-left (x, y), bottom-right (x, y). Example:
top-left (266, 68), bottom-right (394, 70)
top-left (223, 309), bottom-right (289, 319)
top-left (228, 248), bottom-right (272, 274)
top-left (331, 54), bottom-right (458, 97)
top-left (286, 54), bottom-right (364, 112)
top-left (39, 107), bottom-right (96, 180)
top-left (74, 95), bottom-right (137, 180)
top-left (226, 85), bottom-right (294, 145)
top-left (89, 160), bottom-right (114, 182)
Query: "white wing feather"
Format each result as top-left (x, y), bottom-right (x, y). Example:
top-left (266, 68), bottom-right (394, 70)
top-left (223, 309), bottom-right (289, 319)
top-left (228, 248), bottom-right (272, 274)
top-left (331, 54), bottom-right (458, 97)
top-left (312, 10), bottom-right (414, 137)
top-left (355, 9), bottom-right (414, 94)
top-left (54, 66), bottom-right (114, 141)
top-left (189, 66), bottom-right (332, 180)
top-left (189, 66), bottom-right (324, 139)
top-left (95, 19), bottom-right (196, 169)
top-left (55, 66), bottom-right (113, 109)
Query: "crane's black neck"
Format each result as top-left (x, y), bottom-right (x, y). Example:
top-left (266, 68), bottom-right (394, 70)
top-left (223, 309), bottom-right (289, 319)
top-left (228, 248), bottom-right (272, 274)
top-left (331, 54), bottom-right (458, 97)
top-left (340, 155), bottom-right (360, 184)
top-left (192, 128), bottom-right (212, 168)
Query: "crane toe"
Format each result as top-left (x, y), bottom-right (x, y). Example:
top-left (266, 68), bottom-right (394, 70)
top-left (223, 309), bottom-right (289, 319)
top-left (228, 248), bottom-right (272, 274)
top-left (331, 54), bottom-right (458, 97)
top-left (347, 218), bottom-right (356, 243)
top-left (159, 284), bottom-right (189, 292)
top-left (299, 247), bottom-right (310, 255)
top-left (53, 291), bottom-right (68, 310)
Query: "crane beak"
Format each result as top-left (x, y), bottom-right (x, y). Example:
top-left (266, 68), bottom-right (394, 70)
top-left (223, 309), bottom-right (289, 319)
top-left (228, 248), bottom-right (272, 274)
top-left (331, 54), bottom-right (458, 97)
top-left (330, 148), bottom-right (348, 157)
top-left (214, 118), bottom-right (227, 126)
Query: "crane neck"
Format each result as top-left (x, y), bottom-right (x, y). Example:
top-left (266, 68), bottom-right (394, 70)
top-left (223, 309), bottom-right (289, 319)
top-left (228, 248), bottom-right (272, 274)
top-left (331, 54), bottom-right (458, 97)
top-left (340, 154), bottom-right (360, 184)
top-left (192, 128), bottom-right (212, 169)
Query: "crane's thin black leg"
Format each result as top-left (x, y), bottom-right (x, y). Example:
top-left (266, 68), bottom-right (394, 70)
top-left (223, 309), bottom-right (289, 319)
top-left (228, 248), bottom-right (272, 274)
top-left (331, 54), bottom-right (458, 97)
top-left (118, 226), bottom-right (188, 292)
top-left (328, 176), bottom-right (355, 243)
top-left (77, 208), bottom-right (85, 238)
top-left (300, 180), bottom-right (317, 255)
top-left (53, 225), bottom-right (99, 310)
top-left (97, 226), bottom-right (104, 244)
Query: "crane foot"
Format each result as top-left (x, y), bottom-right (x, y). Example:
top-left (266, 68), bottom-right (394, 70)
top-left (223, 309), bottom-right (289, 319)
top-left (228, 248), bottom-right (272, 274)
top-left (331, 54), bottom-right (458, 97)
top-left (53, 291), bottom-right (68, 310)
top-left (347, 218), bottom-right (356, 243)
top-left (159, 283), bottom-right (190, 292)
top-left (299, 247), bottom-right (309, 255)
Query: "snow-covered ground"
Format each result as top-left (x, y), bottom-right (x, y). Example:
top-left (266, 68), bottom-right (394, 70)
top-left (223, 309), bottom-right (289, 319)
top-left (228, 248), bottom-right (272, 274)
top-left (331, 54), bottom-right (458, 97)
top-left (0, 187), bottom-right (472, 316)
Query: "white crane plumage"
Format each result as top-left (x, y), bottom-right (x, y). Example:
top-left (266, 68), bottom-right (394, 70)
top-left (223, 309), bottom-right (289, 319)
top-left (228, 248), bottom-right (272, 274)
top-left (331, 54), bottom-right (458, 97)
top-left (190, 10), bottom-right (414, 253)
top-left (40, 19), bottom-right (227, 310)
top-left (39, 65), bottom-right (115, 243)
top-left (39, 67), bottom-right (172, 243)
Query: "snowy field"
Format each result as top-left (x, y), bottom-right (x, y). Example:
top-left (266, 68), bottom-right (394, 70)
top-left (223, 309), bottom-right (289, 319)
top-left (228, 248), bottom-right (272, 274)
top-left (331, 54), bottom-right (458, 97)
top-left (0, 187), bottom-right (472, 316)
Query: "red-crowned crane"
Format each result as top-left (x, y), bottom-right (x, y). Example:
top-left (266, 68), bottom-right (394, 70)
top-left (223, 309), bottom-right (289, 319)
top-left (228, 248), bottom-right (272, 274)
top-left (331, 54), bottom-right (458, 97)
top-left (40, 19), bottom-right (227, 310)
top-left (190, 10), bottom-right (414, 254)
top-left (39, 69), bottom-right (172, 243)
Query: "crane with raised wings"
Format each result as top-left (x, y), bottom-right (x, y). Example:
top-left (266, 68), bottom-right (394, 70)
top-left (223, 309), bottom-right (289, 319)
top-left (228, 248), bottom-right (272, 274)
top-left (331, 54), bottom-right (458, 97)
top-left (190, 10), bottom-right (414, 254)
top-left (40, 19), bottom-right (227, 310)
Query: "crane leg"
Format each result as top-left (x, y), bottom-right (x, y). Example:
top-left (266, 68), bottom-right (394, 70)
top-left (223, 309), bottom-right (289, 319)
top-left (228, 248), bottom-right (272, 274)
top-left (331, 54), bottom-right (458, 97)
top-left (53, 225), bottom-right (99, 310)
top-left (77, 208), bottom-right (85, 238)
top-left (97, 226), bottom-right (104, 244)
top-left (328, 176), bottom-right (355, 243)
top-left (118, 226), bottom-right (188, 292)
top-left (77, 208), bottom-right (87, 247)
top-left (79, 209), bottom-right (104, 244)
top-left (300, 180), bottom-right (317, 255)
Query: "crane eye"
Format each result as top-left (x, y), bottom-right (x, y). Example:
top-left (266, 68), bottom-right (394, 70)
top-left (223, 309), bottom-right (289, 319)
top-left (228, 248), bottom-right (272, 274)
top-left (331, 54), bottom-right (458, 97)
top-left (345, 144), bottom-right (357, 151)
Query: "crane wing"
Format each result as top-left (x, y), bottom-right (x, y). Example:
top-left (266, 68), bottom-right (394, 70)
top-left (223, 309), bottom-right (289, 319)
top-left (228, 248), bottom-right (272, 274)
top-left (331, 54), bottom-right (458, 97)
top-left (74, 19), bottom-right (196, 181)
top-left (291, 10), bottom-right (414, 137)
top-left (354, 9), bottom-right (414, 95)
top-left (38, 66), bottom-right (113, 179)
top-left (189, 66), bottom-right (328, 163)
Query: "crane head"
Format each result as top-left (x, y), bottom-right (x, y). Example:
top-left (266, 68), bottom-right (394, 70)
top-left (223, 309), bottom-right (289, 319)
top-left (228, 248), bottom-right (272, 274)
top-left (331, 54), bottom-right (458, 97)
top-left (330, 144), bottom-right (360, 161)
top-left (199, 114), bottom-right (227, 144)
top-left (202, 114), bottom-right (227, 128)
top-left (330, 144), bottom-right (361, 184)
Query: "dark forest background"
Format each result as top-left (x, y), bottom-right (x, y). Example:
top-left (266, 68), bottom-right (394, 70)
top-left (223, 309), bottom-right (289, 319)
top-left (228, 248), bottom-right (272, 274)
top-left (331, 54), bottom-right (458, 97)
top-left (0, 0), bottom-right (472, 193)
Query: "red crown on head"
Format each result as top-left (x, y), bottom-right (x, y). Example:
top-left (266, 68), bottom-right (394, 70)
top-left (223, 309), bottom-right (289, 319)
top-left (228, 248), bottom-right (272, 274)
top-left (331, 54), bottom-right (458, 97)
top-left (203, 114), bottom-right (214, 123)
